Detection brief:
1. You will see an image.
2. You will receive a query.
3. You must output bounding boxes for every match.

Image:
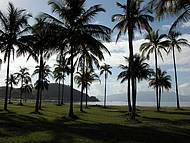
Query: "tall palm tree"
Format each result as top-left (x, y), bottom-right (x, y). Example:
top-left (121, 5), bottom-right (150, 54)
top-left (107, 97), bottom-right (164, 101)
top-left (112, 0), bottom-right (153, 119)
top-left (22, 79), bottom-right (33, 103)
top-left (149, 68), bottom-right (172, 109)
top-left (100, 63), bottom-right (112, 108)
top-left (167, 31), bottom-right (190, 109)
top-left (14, 67), bottom-right (31, 105)
top-left (140, 29), bottom-right (169, 111)
top-left (43, 0), bottom-right (111, 117)
top-left (118, 54), bottom-right (153, 111)
top-left (0, 2), bottom-right (32, 110)
top-left (8, 74), bottom-right (18, 104)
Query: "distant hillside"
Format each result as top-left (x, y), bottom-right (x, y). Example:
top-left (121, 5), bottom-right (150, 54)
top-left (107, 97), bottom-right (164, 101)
top-left (0, 83), bottom-right (99, 102)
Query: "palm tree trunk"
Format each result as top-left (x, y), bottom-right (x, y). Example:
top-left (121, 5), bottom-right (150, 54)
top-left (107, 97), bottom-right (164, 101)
top-left (61, 78), bottom-right (64, 105)
top-left (80, 85), bottom-right (84, 112)
top-left (173, 47), bottom-right (180, 109)
top-left (35, 55), bottom-right (43, 113)
top-left (39, 89), bottom-right (42, 110)
top-left (9, 84), bottom-right (13, 104)
top-left (158, 87), bottom-right (161, 109)
top-left (128, 25), bottom-right (136, 120)
top-left (58, 79), bottom-right (61, 105)
top-left (134, 78), bottom-right (137, 110)
top-left (80, 57), bottom-right (85, 112)
top-left (104, 73), bottom-right (107, 108)
top-left (69, 46), bottom-right (74, 117)
top-left (128, 67), bottom-right (132, 113)
top-left (154, 48), bottom-right (159, 111)
top-left (85, 85), bottom-right (88, 108)
top-left (20, 79), bottom-right (23, 105)
top-left (4, 51), bottom-right (11, 110)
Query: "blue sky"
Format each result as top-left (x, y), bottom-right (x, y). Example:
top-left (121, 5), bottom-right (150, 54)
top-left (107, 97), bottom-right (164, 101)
top-left (0, 0), bottom-right (190, 101)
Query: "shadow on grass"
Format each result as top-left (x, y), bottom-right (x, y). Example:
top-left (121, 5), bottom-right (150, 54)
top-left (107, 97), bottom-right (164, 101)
top-left (158, 110), bottom-right (190, 116)
top-left (0, 111), bottom-right (190, 143)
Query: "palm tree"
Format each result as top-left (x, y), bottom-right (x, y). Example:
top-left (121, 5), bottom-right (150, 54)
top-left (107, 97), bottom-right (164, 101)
top-left (33, 62), bottom-right (52, 110)
top-left (140, 29), bottom-right (169, 111)
top-left (112, 0), bottom-right (153, 119)
top-left (118, 54), bottom-right (153, 112)
top-left (0, 2), bottom-right (32, 110)
top-left (149, 68), bottom-right (172, 109)
top-left (8, 74), bottom-right (18, 104)
top-left (100, 64), bottom-right (112, 108)
top-left (43, 0), bottom-right (111, 117)
top-left (22, 79), bottom-right (33, 103)
top-left (152, 0), bottom-right (190, 32)
top-left (14, 67), bottom-right (31, 105)
top-left (167, 31), bottom-right (190, 109)
top-left (75, 68), bottom-right (100, 109)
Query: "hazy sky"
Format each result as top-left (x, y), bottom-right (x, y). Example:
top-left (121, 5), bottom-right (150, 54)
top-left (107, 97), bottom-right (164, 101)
top-left (0, 0), bottom-right (190, 101)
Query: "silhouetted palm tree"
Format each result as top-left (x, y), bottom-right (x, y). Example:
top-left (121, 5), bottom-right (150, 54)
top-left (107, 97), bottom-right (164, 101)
top-left (0, 2), bottom-right (32, 110)
top-left (100, 64), bottom-right (112, 108)
top-left (149, 68), bottom-right (172, 109)
top-left (140, 29), bottom-right (169, 111)
top-left (22, 79), bottom-right (33, 103)
top-left (167, 31), bottom-right (190, 109)
top-left (43, 0), bottom-right (111, 117)
top-left (112, 0), bottom-right (153, 119)
top-left (14, 67), bottom-right (31, 105)
top-left (8, 74), bottom-right (18, 104)
top-left (118, 54), bottom-right (153, 111)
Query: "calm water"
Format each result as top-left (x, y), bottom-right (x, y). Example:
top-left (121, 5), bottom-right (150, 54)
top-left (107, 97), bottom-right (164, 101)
top-left (88, 101), bottom-right (190, 107)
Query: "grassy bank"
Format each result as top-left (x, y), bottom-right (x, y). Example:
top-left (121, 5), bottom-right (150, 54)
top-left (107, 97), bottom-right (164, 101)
top-left (0, 102), bottom-right (190, 143)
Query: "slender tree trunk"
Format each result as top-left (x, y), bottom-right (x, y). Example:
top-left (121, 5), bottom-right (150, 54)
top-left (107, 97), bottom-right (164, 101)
top-left (173, 47), bottom-right (180, 109)
top-left (127, 75), bottom-right (132, 113)
top-left (80, 57), bottom-right (85, 112)
top-left (20, 79), bottom-right (23, 105)
top-left (158, 87), bottom-right (161, 109)
top-left (80, 85), bottom-right (84, 112)
top-left (39, 89), bottom-right (42, 110)
top-left (4, 51), bottom-right (11, 111)
top-left (58, 79), bottom-right (61, 105)
top-left (35, 55), bottom-right (43, 113)
top-left (134, 78), bottom-right (137, 111)
top-left (154, 48), bottom-right (159, 111)
top-left (85, 85), bottom-right (88, 108)
top-left (69, 46), bottom-right (74, 117)
top-left (128, 25), bottom-right (136, 120)
top-left (9, 84), bottom-right (13, 104)
top-left (61, 78), bottom-right (64, 105)
top-left (104, 73), bottom-right (107, 108)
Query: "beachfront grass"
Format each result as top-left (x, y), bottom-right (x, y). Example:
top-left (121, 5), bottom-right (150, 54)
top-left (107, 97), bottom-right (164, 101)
top-left (0, 102), bottom-right (190, 143)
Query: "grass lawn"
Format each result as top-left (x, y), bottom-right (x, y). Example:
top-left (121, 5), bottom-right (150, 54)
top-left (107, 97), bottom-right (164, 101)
top-left (0, 102), bottom-right (190, 143)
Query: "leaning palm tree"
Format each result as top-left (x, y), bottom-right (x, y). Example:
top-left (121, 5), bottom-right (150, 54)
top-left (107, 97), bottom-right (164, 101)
top-left (8, 74), bottom-right (18, 104)
top-left (0, 2), bottom-right (32, 110)
top-left (140, 29), bottom-right (169, 111)
top-left (14, 67), bottom-right (31, 105)
top-left (118, 54), bottom-right (153, 112)
top-left (112, 0), bottom-right (153, 119)
top-left (100, 64), bottom-right (112, 108)
top-left (149, 68), bottom-right (172, 109)
top-left (167, 31), bottom-right (190, 109)
top-left (43, 0), bottom-right (111, 117)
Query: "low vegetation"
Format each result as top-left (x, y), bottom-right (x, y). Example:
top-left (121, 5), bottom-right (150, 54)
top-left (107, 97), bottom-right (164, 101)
top-left (0, 102), bottom-right (190, 143)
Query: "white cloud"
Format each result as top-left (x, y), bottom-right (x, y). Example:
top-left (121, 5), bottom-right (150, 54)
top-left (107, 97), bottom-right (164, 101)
top-left (179, 83), bottom-right (190, 96)
top-left (182, 21), bottom-right (190, 28)
top-left (162, 24), bottom-right (171, 30)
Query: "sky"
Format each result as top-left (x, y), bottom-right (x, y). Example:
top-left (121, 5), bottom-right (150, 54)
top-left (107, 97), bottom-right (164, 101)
top-left (0, 0), bottom-right (190, 101)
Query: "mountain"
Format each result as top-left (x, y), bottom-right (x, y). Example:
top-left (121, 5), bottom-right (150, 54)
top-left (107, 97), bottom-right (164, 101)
top-left (0, 83), bottom-right (99, 102)
top-left (98, 91), bottom-right (190, 102)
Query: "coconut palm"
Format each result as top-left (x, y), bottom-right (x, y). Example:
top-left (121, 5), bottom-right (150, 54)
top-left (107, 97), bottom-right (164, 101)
top-left (0, 2), bottom-right (32, 110)
top-left (167, 31), bottom-right (190, 109)
top-left (75, 68), bottom-right (100, 110)
top-left (140, 29), bottom-right (169, 111)
top-left (149, 68), bottom-right (172, 109)
top-left (43, 0), bottom-right (111, 117)
top-left (14, 67), bottom-right (31, 105)
top-left (112, 0), bottom-right (153, 119)
top-left (118, 54), bottom-right (153, 111)
top-left (100, 64), bottom-right (112, 108)
top-left (8, 74), bottom-right (18, 104)
top-left (22, 79), bottom-right (33, 103)
top-left (33, 62), bottom-right (52, 110)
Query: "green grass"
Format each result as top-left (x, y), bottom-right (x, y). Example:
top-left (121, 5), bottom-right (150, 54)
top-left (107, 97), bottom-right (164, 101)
top-left (0, 102), bottom-right (190, 143)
